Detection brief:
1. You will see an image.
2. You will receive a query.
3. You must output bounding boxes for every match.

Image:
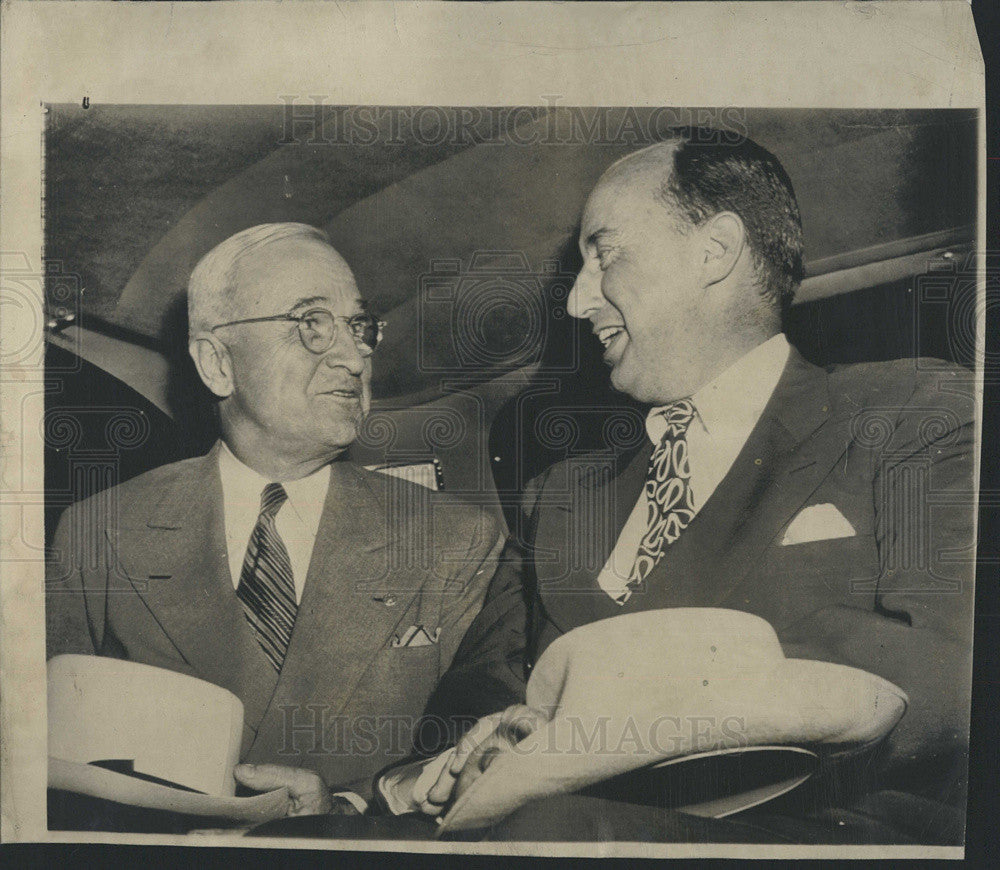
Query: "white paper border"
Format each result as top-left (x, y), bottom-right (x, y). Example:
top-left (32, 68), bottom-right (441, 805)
top-left (0, 0), bottom-right (985, 857)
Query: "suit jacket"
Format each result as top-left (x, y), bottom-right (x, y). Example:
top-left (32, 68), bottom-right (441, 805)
top-left (424, 350), bottom-right (977, 842)
top-left (46, 443), bottom-right (505, 797)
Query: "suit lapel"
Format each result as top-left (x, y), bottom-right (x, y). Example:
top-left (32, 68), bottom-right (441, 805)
top-left (248, 461), bottom-right (427, 755)
top-left (533, 445), bottom-right (649, 634)
top-left (537, 349), bottom-right (849, 628)
top-left (626, 350), bottom-right (846, 612)
top-left (112, 443), bottom-right (279, 735)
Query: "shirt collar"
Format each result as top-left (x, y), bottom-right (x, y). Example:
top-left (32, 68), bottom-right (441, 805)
top-left (646, 333), bottom-right (791, 445)
top-left (217, 440), bottom-right (331, 521)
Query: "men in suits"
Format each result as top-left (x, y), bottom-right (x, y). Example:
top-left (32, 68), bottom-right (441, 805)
top-left (46, 223), bottom-right (504, 814)
top-left (401, 134), bottom-right (976, 843)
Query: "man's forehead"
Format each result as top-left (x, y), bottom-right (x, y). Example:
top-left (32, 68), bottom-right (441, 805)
top-left (581, 158), bottom-right (670, 240)
top-left (234, 237), bottom-right (359, 307)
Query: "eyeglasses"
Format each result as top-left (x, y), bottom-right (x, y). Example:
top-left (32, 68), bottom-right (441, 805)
top-left (210, 308), bottom-right (386, 354)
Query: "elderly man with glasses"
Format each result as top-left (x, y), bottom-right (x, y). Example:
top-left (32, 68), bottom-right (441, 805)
top-left (45, 223), bottom-right (505, 817)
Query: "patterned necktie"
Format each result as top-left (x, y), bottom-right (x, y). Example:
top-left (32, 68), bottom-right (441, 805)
top-left (236, 483), bottom-right (297, 671)
top-left (617, 399), bottom-right (697, 605)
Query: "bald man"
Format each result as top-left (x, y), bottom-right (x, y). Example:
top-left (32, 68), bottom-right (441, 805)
top-left (46, 223), bottom-right (504, 817)
top-left (400, 134), bottom-right (976, 844)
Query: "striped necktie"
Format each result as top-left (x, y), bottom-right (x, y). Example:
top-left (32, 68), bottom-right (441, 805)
top-left (616, 399), bottom-right (697, 605)
top-left (236, 483), bottom-right (297, 671)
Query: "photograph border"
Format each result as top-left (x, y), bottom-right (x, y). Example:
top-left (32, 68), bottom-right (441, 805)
top-left (0, 1), bottom-right (986, 860)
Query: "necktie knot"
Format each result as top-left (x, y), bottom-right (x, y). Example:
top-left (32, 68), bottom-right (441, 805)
top-left (657, 399), bottom-right (696, 441)
top-left (259, 483), bottom-right (288, 519)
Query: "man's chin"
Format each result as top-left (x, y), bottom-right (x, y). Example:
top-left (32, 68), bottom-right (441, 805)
top-left (609, 364), bottom-right (639, 401)
top-left (331, 420), bottom-right (361, 447)
top-left (307, 419), bottom-right (360, 458)
top-left (314, 399), bottom-right (363, 433)
top-left (609, 365), bottom-right (670, 406)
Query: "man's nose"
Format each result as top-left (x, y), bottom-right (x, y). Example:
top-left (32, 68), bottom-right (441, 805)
top-left (566, 265), bottom-right (604, 320)
top-left (323, 326), bottom-right (366, 376)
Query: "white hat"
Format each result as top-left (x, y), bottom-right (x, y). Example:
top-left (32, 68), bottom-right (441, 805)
top-left (48, 655), bottom-right (288, 824)
top-left (439, 608), bottom-right (907, 833)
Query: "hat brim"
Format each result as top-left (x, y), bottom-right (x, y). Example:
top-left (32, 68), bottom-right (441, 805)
top-left (438, 658), bottom-right (906, 834)
top-left (49, 757), bottom-right (290, 825)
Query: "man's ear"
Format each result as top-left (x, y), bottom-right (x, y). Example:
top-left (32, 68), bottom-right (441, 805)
top-left (189, 334), bottom-right (235, 399)
top-left (699, 211), bottom-right (746, 286)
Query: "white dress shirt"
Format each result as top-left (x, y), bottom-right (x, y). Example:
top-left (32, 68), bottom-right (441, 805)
top-left (217, 442), bottom-right (331, 604)
top-left (218, 445), bottom-right (371, 812)
top-left (597, 333), bottom-right (791, 600)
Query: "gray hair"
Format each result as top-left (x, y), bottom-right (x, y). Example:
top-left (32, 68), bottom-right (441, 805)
top-left (187, 222), bottom-right (330, 336)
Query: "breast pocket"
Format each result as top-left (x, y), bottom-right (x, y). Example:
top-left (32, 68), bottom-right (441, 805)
top-left (745, 534), bottom-right (881, 625)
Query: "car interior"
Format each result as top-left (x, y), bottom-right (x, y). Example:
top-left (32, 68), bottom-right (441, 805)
top-left (42, 106), bottom-right (976, 544)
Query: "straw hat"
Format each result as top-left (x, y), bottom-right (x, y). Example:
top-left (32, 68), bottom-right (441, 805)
top-left (48, 655), bottom-right (288, 824)
top-left (439, 608), bottom-right (907, 833)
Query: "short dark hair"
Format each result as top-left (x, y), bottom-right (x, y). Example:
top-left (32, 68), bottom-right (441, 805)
top-left (660, 130), bottom-right (804, 309)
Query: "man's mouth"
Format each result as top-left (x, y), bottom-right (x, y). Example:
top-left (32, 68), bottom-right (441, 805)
top-left (595, 325), bottom-right (627, 351)
top-left (318, 387), bottom-right (360, 399)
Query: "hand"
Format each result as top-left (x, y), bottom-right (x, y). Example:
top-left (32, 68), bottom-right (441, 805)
top-left (377, 750), bottom-right (456, 816)
top-left (233, 763), bottom-right (333, 817)
top-left (424, 704), bottom-right (548, 813)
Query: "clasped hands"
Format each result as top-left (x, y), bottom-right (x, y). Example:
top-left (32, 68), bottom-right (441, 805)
top-left (384, 703), bottom-right (547, 817)
top-left (233, 704), bottom-right (547, 818)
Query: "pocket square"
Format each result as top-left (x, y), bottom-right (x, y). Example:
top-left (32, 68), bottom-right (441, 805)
top-left (391, 625), bottom-right (441, 648)
top-left (780, 504), bottom-right (856, 546)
